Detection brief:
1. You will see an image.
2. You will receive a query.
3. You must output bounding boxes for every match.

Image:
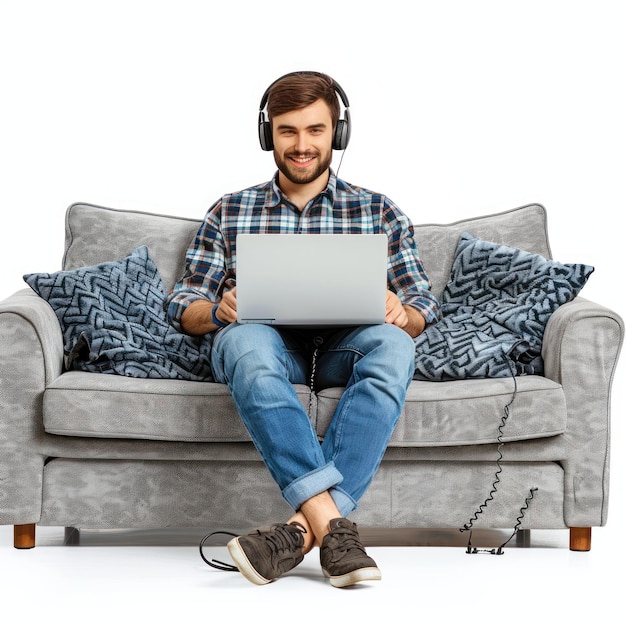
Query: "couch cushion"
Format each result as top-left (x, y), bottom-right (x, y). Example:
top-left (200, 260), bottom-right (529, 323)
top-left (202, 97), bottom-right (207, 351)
top-left (24, 246), bottom-right (212, 381)
top-left (412, 233), bottom-right (594, 380)
top-left (319, 376), bottom-right (567, 446)
top-left (43, 372), bottom-right (567, 446)
top-left (43, 372), bottom-right (311, 441)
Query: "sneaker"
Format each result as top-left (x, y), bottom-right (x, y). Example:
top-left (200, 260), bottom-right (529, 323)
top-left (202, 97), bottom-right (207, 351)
top-left (320, 518), bottom-right (381, 588)
top-left (227, 522), bottom-right (306, 585)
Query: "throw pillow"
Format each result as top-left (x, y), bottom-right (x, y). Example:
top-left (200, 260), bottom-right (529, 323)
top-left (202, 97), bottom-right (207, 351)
top-left (413, 232), bottom-right (594, 380)
top-left (24, 246), bottom-right (213, 381)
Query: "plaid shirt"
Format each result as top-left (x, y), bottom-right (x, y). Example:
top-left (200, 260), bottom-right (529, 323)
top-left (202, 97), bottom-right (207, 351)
top-left (166, 172), bottom-right (440, 330)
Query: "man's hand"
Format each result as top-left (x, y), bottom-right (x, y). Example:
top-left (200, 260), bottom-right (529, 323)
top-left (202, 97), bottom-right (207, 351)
top-left (217, 288), bottom-right (238, 324)
top-left (385, 290), bottom-right (426, 338)
top-left (181, 288), bottom-right (238, 335)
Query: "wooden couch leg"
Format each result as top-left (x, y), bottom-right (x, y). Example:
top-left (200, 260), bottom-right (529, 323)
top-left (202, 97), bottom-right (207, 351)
top-left (569, 527), bottom-right (591, 551)
top-left (14, 524), bottom-right (36, 549)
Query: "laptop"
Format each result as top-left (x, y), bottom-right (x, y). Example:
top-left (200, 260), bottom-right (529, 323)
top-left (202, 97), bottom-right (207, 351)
top-left (236, 233), bottom-right (388, 326)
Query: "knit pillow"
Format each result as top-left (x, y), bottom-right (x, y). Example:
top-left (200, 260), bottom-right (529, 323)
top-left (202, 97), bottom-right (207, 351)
top-left (24, 246), bottom-right (212, 380)
top-left (413, 233), bottom-right (594, 380)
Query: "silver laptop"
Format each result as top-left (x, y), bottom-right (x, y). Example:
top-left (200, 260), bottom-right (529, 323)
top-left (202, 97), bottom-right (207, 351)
top-left (236, 233), bottom-right (388, 326)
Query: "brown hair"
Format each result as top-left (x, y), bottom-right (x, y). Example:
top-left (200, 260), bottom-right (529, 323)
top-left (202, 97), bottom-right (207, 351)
top-left (266, 71), bottom-right (341, 128)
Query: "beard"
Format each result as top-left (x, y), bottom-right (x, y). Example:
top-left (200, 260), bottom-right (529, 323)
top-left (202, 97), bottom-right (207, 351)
top-left (274, 148), bottom-right (333, 185)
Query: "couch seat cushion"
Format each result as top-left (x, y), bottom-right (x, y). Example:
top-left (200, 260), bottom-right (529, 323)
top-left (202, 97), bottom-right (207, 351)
top-left (318, 375), bottom-right (567, 446)
top-left (44, 371), bottom-right (567, 446)
top-left (43, 372), bottom-right (312, 442)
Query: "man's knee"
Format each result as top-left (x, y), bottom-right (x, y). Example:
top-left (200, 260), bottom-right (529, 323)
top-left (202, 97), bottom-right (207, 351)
top-left (213, 323), bottom-right (281, 380)
top-left (367, 323), bottom-right (415, 355)
top-left (216, 323), bottom-right (276, 355)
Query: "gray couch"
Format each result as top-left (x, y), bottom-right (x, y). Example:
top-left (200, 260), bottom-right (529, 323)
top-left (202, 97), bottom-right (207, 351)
top-left (1, 202), bottom-right (622, 551)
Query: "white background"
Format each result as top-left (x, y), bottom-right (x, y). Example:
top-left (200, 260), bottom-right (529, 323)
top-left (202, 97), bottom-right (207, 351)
top-left (2, 0), bottom-right (624, 497)
top-left (1, 1), bottom-right (625, 619)
top-left (1, 0), bottom-right (624, 312)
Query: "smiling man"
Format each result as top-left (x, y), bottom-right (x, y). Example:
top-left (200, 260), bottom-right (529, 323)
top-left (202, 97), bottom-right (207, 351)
top-left (166, 71), bottom-right (440, 588)
top-left (273, 99), bottom-right (334, 193)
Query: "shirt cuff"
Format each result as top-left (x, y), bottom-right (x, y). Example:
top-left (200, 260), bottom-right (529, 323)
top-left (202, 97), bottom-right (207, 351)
top-left (406, 295), bottom-right (441, 326)
top-left (165, 290), bottom-right (212, 333)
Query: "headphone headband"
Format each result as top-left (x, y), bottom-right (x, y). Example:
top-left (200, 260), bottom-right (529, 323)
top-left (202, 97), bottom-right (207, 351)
top-left (258, 71), bottom-right (350, 112)
top-left (258, 71), bottom-right (351, 151)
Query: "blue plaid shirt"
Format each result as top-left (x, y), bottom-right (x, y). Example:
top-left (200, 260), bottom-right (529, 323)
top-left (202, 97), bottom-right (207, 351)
top-left (166, 172), bottom-right (440, 330)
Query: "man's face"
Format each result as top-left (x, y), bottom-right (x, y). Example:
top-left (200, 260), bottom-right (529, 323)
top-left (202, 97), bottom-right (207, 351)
top-left (272, 99), bottom-right (334, 186)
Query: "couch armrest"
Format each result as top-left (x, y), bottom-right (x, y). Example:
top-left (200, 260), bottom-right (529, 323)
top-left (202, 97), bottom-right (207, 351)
top-left (0, 289), bottom-right (64, 383)
top-left (0, 289), bottom-right (64, 525)
top-left (542, 297), bottom-right (624, 527)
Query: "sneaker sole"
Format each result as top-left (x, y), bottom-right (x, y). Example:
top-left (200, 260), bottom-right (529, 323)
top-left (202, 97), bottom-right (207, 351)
top-left (322, 566), bottom-right (382, 588)
top-left (227, 537), bottom-right (273, 585)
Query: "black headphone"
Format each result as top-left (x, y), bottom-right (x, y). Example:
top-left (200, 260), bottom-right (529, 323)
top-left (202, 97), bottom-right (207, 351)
top-left (258, 71), bottom-right (351, 152)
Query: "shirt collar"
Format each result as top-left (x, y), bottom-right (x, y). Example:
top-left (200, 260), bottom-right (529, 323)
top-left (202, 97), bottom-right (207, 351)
top-left (265, 170), bottom-right (338, 209)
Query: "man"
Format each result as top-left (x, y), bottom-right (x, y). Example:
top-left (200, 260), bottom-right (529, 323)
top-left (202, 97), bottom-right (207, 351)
top-left (166, 71), bottom-right (439, 587)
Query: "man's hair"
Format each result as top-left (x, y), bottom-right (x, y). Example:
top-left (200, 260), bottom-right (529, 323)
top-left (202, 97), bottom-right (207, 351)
top-left (266, 71), bottom-right (340, 128)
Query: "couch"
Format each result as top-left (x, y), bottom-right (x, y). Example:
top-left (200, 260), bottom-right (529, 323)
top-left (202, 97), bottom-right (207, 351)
top-left (1, 201), bottom-right (622, 551)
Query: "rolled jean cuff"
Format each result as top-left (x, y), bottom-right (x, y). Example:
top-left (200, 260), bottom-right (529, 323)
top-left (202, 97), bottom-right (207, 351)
top-left (282, 462), bottom-right (344, 511)
top-left (329, 486), bottom-right (358, 518)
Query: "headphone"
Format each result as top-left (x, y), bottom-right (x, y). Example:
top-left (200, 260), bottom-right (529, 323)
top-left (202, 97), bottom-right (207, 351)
top-left (258, 71), bottom-right (351, 152)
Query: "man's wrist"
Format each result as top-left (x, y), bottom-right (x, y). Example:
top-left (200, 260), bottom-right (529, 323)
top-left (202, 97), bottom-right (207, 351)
top-left (403, 305), bottom-right (427, 338)
top-left (211, 303), bottom-right (227, 328)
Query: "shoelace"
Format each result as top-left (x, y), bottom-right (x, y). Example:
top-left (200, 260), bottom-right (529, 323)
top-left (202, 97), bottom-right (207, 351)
top-left (327, 526), bottom-right (367, 559)
top-left (262, 522), bottom-right (306, 558)
top-left (199, 530), bottom-right (239, 571)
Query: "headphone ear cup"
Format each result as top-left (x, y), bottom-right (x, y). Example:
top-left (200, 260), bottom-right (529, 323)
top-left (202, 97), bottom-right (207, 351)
top-left (332, 110), bottom-right (351, 151)
top-left (258, 113), bottom-right (273, 151)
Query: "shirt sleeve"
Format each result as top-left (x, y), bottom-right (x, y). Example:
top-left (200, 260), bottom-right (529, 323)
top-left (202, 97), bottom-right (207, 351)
top-left (383, 201), bottom-right (441, 325)
top-left (165, 200), bottom-right (228, 332)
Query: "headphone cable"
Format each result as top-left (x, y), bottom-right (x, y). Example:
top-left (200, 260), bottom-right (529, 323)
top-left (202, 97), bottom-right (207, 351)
top-left (334, 146), bottom-right (347, 179)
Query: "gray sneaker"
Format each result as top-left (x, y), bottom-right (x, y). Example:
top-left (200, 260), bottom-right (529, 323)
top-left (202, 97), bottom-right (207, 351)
top-left (227, 522), bottom-right (306, 585)
top-left (320, 518), bottom-right (381, 587)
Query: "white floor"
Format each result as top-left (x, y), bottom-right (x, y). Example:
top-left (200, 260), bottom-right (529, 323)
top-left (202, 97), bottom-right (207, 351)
top-left (1, 517), bottom-right (624, 625)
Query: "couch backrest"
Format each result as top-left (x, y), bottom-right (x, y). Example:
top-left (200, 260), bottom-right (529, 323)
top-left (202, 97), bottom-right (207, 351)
top-left (414, 204), bottom-right (550, 297)
top-left (64, 203), bottom-right (202, 294)
top-left (63, 202), bottom-right (551, 298)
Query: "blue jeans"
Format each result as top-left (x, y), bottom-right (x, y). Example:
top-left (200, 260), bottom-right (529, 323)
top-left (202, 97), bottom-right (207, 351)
top-left (211, 322), bottom-right (416, 517)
